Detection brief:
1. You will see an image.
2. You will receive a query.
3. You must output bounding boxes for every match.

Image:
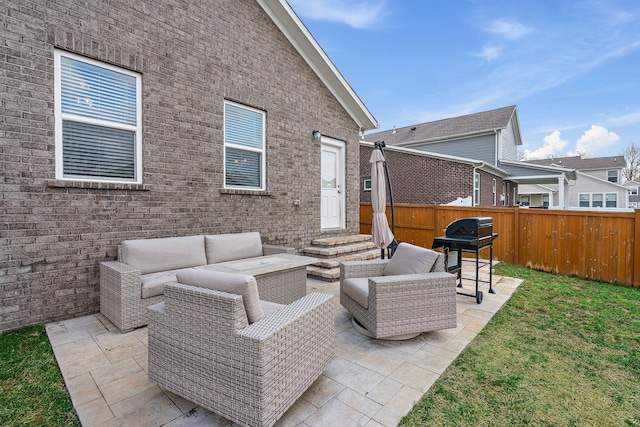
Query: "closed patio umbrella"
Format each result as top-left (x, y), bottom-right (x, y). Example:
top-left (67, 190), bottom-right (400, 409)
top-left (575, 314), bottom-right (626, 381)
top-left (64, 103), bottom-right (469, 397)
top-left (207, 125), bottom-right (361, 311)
top-left (370, 149), bottom-right (394, 257)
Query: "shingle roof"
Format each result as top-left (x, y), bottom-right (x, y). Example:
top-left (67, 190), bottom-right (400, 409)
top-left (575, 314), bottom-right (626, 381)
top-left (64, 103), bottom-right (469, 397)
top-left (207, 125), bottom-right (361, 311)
top-left (363, 105), bottom-right (517, 145)
top-left (524, 155), bottom-right (625, 170)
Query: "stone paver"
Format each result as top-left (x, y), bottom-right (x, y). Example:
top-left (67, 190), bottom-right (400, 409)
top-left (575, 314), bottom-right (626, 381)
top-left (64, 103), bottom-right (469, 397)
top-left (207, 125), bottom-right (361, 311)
top-left (47, 262), bottom-right (522, 427)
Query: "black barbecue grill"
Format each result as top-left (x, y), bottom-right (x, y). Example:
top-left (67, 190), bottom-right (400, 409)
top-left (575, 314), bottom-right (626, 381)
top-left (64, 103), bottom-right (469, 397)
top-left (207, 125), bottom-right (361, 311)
top-left (432, 217), bottom-right (498, 304)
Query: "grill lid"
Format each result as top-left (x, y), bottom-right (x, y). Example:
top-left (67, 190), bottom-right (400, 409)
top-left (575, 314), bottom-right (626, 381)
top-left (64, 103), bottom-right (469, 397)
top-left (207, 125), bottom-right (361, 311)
top-left (446, 216), bottom-right (493, 238)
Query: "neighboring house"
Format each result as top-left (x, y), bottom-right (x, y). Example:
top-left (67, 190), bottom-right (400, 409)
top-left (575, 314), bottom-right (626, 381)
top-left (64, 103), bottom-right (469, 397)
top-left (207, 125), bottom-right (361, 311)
top-left (623, 179), bottom-right (640, 208)
top-left (360, 142), bottom-right (511, 207)
top-left (363, 105), bottom-right (576, 208)
top-left (520, 156), bottom-right (629, 209)
top-left (1, 0), bottom-right (377, 331)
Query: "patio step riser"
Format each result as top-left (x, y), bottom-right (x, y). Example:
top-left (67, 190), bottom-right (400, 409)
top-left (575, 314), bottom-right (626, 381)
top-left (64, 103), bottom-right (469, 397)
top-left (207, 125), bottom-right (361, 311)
top-left (304, 235), bottom-right (380, 282)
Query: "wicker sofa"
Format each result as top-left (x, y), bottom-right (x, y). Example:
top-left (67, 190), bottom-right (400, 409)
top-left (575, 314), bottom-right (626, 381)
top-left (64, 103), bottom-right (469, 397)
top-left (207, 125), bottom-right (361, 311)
top-left (100, 232), bottom-right (295, 333)
top-left (148, 270), bottom-right (334, 427)
top-left (340, 242), bottom-right (457, 339)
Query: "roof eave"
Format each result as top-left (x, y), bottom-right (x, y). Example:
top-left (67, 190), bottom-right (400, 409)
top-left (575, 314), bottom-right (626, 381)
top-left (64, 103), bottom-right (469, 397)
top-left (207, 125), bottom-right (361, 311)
top-left (257, 0), bottom-right (379, 131)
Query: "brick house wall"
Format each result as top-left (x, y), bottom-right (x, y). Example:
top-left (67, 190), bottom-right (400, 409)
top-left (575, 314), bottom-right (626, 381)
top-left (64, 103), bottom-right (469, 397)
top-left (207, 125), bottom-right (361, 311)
top-left (1, 0), bottom-right (362, 331)
top-left (361, 145), bottom-right (474, 204)
top-left (360, 145), bottom-right (513, 206)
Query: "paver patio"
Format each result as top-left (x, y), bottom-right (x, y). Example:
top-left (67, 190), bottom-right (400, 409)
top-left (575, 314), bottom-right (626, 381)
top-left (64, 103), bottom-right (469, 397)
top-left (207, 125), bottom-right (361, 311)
top-left (46, 262), bottom-right (522, 427)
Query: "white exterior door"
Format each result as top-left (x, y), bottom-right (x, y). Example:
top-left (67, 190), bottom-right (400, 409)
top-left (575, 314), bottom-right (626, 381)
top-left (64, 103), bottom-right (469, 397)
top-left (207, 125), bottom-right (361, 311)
top-left (321, 138), bottom-right (345, 229)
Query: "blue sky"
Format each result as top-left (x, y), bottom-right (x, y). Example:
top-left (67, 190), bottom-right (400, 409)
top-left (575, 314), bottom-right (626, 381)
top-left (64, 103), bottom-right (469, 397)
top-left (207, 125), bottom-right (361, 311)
top-left (288, 0), bottom-right (640, 160)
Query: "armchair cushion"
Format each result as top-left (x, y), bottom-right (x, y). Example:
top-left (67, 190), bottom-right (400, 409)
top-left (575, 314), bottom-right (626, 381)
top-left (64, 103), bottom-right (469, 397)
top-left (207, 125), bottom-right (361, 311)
top-left (205, 232), bottom-right (263, 264)
top-left (260, 300), bottom-right (285, 317)
top-left (342, 277), bottom-right (370, 309)
top-left (176, 270), bottom-right (264, 323)
top-left (141, 268), bottom-right (195, 299)
top-left (382, 242), bottom-right (439, 276)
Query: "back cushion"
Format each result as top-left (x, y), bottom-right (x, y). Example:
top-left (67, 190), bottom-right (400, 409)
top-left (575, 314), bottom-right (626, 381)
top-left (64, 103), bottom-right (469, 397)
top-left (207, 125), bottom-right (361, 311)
top-left (176, 270), bottom-right (264, 324)
top-left (121, 235), bottom-right (207, 275)
top-left (205, 232), bottom-right (263, 264)
top-left (382, 242), bottom-right (439, 276)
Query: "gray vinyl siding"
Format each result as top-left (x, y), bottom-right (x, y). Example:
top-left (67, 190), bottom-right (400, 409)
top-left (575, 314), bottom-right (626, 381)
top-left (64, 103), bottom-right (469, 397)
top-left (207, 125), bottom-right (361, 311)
top-left (499, 163), bottom-right (562, 177)
top-left (501, 119), bottom-right (518, 161)
top-left (411, 134), bottom-right (496, 165)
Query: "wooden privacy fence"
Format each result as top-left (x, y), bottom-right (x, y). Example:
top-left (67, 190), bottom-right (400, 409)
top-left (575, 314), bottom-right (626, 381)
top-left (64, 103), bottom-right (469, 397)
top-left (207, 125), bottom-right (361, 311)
top-left (360, 203), bottom-right (640, 287)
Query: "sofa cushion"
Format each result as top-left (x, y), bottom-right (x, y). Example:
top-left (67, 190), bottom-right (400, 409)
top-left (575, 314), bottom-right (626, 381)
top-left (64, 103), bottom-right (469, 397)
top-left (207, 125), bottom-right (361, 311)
top-left (121, 235), bottom-right (207, 275)
top-left (205, 232), bottom-right (263, 264)
top-left (141, 268), bottom-right (197, 299)
top-left (382, 242), bottom-right (439, 276)
top-left (342, 277), bottom-right (370, 309)
top-left (260, 300), bottom-right (285, 318)
top-left (176, 270), bottom-right (264, 324)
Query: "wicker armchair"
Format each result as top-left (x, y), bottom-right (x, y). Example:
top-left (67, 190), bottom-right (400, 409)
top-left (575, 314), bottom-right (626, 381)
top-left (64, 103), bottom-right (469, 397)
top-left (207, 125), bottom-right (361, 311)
top-left (340, 242), bottom-right (457, 339)
top-left (147, 271), bottom-right (334, 427)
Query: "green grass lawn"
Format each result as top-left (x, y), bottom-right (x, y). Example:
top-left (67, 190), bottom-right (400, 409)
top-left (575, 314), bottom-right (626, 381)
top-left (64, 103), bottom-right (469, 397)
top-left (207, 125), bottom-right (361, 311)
top-left (401, 263), bottom-right (640, 426)
top-left (0, 325), bottom-right (79, 427)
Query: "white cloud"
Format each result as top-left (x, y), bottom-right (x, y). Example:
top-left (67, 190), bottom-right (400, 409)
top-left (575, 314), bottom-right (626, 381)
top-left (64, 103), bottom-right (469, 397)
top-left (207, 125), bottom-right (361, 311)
top-left (487, 19), bottom-right (533, 40)
top-left (576, 125), bottom-right (620, 155)
top-left (472, 44), bottom-right (502, 61)
top-left (288, 0), bottom-right (385, 29)
top-left (609, 111), bottom-right (640, 126)
top-left (521, 130), bottom-right (569, 160)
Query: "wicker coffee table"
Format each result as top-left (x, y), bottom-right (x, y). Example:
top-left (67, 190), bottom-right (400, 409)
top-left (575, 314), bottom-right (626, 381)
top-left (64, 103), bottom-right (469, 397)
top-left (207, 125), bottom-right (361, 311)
top-left (197, 253), bottom-right (317, 304)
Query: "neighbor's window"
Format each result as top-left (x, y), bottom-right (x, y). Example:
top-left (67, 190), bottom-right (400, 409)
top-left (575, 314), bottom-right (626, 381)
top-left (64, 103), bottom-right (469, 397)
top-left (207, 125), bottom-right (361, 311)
top-left (363, 179), bottom-right (372, 191)
top-left (520, 195), bottom-right (530, 206)
top-left (55, 50), bottom-right (142, 182)
top-left (474, 172), bottom-right (480, 205)
top-left (492, 178), bottom-right (497, 206)
top-left (607, 170), bottom-right (618, 183)
top-left (579, 194), bottom-right (590, 207)
top-left (592, 193), bottom-right (603, 207)
top-left (542, 194), bottom-right (550, 207)
top-left (606, 193), bottom-right (617, 208)
top-left (224, 101), bottom-right (265, 190)
top-left (630, 187), bottom-right (638, 196)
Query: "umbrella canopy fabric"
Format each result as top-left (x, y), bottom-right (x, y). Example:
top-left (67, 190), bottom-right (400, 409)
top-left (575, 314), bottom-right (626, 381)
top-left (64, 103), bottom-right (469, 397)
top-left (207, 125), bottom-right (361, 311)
top-left (370, 149), bottom-right (394, 249)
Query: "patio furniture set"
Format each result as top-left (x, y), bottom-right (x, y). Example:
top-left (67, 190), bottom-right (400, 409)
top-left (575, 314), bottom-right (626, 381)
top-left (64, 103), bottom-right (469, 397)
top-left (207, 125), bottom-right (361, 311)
top-left (99, 232), bottom-right (458, 427)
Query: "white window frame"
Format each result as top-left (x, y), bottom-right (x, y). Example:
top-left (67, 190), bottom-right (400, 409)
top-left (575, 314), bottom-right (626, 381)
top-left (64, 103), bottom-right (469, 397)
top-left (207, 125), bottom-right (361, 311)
top-left (607, 170), bottom-right (618, 183)
top-left (605, 193), bottom-right (617, 208)
top-left (579, 192), bottom-right (616, 208)
top-left (492, 178), bottom-right (497, 206)
top-left (363, 179), bottom-right (372, 191)
top-left (54, 50), bottom-right (142, 183)
top-left (542, 194), bottom-right (550, 207)
top-left (223, 101), bottom-right (266, 190)
top-left (630, 187), bottom-right (638, 196)
top-left (520, 195), bottom-right (530, 206)
top-left (474, 171), bottom-right (480, 206)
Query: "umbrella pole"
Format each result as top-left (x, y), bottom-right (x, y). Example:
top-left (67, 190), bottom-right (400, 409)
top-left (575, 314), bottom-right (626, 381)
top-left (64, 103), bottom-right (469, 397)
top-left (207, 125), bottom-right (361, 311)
top-left (374, 141), bottom-right (397, 258)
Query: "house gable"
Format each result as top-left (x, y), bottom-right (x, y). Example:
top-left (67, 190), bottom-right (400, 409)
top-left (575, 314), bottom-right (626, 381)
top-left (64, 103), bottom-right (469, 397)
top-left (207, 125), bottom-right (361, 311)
top-left (1, 0), bottom-right (372, 331)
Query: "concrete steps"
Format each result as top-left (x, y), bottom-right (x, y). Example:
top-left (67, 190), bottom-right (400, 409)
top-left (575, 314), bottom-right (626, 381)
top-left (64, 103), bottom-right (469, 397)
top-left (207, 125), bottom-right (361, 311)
top-left (304, 235), bottom-right (382, 282)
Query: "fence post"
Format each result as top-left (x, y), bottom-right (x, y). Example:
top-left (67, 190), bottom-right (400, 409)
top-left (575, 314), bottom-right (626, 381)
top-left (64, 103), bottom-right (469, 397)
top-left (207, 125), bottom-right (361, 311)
top-left (513, 205), bottom-right (520, 266)
top-left (634, 209), bottom-right (640, 287)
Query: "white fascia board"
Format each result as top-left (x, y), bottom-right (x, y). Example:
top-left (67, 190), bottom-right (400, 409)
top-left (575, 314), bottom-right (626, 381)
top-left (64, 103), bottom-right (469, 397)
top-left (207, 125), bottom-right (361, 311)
top-left (256, 0), bottom-right (378, 131)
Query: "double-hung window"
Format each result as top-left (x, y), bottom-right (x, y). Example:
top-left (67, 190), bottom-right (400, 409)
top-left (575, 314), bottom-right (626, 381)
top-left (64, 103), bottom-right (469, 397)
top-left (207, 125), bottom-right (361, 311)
top-left (473, 172), bottom-right (480, 205)
top-left (55, 50), bottom-right (142, 183)
top-left (224, 101), bottom-right (265, 190)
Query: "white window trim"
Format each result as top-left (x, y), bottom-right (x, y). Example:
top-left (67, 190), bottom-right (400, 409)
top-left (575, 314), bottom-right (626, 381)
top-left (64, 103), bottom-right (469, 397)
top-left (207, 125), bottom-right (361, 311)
top-left (492, 178), bottom-right (497, 206)
top-left (54, 50), bottom-right (143, 184)
top-left (223, 100), bottom-right (266, 191)
top-left (607, 170), bottom-right (618, 183)
top-left (473, 171), bottom-right (480, 206)
top-left (363, 179), bottom-right (372, 191)
top-left (579, 192), bottom-right (618, 208)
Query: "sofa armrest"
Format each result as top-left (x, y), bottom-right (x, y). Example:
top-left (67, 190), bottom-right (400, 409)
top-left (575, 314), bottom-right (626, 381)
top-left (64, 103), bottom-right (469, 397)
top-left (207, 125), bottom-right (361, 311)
top-left (340, 259), bottom-right (388, 280)
top-left (262, 244), bottom-right (296, 255)
top-left (100, 261), bottom-right (142, 332)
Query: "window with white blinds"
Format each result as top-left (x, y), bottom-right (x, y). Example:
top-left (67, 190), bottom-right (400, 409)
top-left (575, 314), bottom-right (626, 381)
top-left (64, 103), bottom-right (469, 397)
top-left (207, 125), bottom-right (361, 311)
top-left (55, 51), bottom-right (141, 182)
top-left (224, 101), bottom-right (265, 189)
